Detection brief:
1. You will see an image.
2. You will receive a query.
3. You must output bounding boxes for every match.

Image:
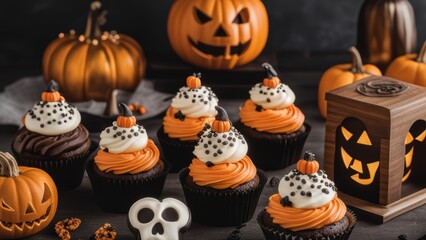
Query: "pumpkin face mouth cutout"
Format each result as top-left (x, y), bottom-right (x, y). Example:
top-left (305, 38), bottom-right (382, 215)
top-left (340, 145), bottom-right (379, 185)
top-left (188, 37), bottom-right (251, 57)
top-left (0, 204), bottom-right (52, 232)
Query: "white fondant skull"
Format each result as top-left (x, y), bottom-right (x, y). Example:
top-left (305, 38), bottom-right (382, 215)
top-left (128, 197), bottom-right (191, 240)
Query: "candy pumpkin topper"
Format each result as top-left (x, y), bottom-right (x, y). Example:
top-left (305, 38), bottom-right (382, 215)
top-left (296, 151), bottom-right (319, 175)
top-left (41, 80), bottom-right (64, 103)
top-left (262, 62), bottom-right (280, 88)
top-left (186, 73), bottom-right (202, 89)
top-left (42, 1), bottom-right (146, 102)
top-left (0, 152), bottom-right (58, 239)
top-left (116, 103), bottom-right (136, 128)
top-left (212, 106), bottom-right (231, 133)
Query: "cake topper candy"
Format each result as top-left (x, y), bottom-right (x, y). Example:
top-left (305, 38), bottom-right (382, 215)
top-left (128, 197), bottom-right (191, 240)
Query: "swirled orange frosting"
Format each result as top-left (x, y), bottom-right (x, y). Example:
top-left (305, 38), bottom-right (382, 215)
top-left (188, 156), bottom-right (257, 189)
top-left (95, 139), bottom-right (160, 174)
top-left (163, 107), bottom-right (215, 141)
top-left (266, 194), bottom-right (347, 231)
top-left (240, 100), bottom-right (305, 133)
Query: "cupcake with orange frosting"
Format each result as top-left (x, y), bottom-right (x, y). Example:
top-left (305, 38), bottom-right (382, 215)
top-left (234, 63), bottom-right (311, 170)
top-left (257, 151), bottom-right (356, 240)
top-left (12, 80), bottom-right (92, 191)
top-left (86, 103), bottom-right (170, 213)
top-left (179, 106), bottom-right (267, 226)
top-left (157, 73), bottom-right (219, 172)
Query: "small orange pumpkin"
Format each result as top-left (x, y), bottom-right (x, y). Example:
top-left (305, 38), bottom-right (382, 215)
top-left (385, 40), bottom-right (426, 86)
top-left (0, 152), bottom-right (58, 239)
top-left (42, 1), bottom-right (146, 101)
top-left (116, 103), bottom-right (136, 128)
top-left (262, 62), bottom-right (280, 88)
top-left (41, 80), bottom-right (62, 102)
top-left (212, 106), bottom-right (231, 133)
top-left (318, 46), bottom-right (382, 118)
top-left (186, 73), bottom-right (202, 89)
top-left (296, 151), bottom-right (319, 175)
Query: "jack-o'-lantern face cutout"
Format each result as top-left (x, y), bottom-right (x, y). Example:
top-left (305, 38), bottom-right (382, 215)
top-left (167, 0), bottom-right (269, 70)
top-left (334, 117), bottom-right (380, 203)
top-left (403, 120), bottom-right (426, 182)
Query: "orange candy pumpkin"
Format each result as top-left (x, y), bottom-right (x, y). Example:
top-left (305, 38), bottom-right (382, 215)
top-left (41, 80), bottom-right (63, 103)
top-left (167, 0), bottom-right (269, 70)
top-left (318, 46), bottom-right (382, 118)
top-left (212, 106), bottom-right (231, 133)
top-left (262, 62), bottom-right (280, 88)
top-left (385, 41), bottom-right (426, 87)
top-left (296, 151), bottom-right (319, 175)
top-left (116, 103), bottom-right (136, 128)
top-left (186, 73), bottom-right (202, 89)
top-left (42, 1), bottom-right (146, 102)
top-left (0, 152), bottom-right (58, 239)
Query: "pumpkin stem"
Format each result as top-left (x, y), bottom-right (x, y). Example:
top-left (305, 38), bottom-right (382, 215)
top-left (0, 152), bottom-right (19, 178)
top-left (193, 72), bottom-right (202, 79)
top-left (84, 1), bottom-right (107, 39)
top-left (215, 106), bottom-right (229, 121)
top-left (304, 150), bottom-right (315, 161)
top-left (416, 40), bottom-right (426, 63)
top-left (348, 46), bottom-right (365, 73)
top-left (47, 80), bottom-right (59, 92)
top-left (119, 103), bottom-right (133, 117)
top-left (262, 62), bottom-right (278, 78)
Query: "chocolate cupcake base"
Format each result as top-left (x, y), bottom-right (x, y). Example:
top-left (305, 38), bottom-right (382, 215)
top-left (234, 121), bottom-right (311, 170)
top-left (257, 209), bottom-right (357, 240)
top-left (86, 158), bottom-right (171, 214)
top-left (157, 126), bottom-right (197, 173)
top-left (179, 167), bottom-right (268, 227)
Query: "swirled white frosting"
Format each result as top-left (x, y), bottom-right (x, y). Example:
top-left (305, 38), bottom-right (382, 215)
top-left (25, 101), bottom-right (81, 136)
top-left (249, 83), bottom-right (295, 109)
top-left (99, 121), bottom-right (148, 154)
top-left (193, 125), bottom-right (247, 164)
top-left (278, 169), bottom-right (337, 209)
top-left (171, 86), bottom-right (218, 118)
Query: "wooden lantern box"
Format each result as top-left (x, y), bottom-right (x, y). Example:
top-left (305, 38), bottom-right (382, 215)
top-left (324, 76), bottom-right (426, 223)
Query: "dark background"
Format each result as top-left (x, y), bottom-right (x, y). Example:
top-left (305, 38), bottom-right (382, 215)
top-left (0, 0), bottom-right (425, 71)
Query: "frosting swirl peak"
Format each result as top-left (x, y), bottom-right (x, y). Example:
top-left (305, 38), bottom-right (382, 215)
top-left (170, 85), bottom-right (218, 118)
top-left (99, 121), bottom-right (148, 154)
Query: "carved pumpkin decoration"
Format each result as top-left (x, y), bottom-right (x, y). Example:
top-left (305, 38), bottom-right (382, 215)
top-left (357, 0), bottom-right (416, 67)
top-left (334, 117), bottom-right (380, 203)
top-left (0, 152), bottom-right (58, 239)
top-left (186, 73), bottom-right (202, 89)
top-left (116, 103), bottom-right (136, 128)
top-left (385, 41), bottom-right (426, 87)
top-left (318, 47), bottom-right (382, 118)
top-left (296, 151), bottom-right (319, 175)
top-left (41, 80), bottom-right (64, 103)
top-left (42, 1), bottom-right (146, 102)
top-left (211, 106), bottom-right (231, 133)
top-left (167, 0), bottom-right (269, 70)
top-left (403, 120), bottom-right (426, 183)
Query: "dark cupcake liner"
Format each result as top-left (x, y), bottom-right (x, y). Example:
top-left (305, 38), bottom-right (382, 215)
top-left (85, 158), bottom-right (171, 214)
top-left (179, 167), bottom-right (268, 227)
top-left (257, 209), bottom-right (357, 240)
top-left (157, 126), bottom-right (198, 173)
top-left (234, 121), bottom-right (311, 171)
top-left (12, 141), bottom-right (96, 191)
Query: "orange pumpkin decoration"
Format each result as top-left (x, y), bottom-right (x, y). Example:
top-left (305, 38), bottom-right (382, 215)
top-left (385, 41), bottom-right (426, 87)
top-left (116, 103), bottom-right (136, 128)
top-left (318, 46), bottom-right (382, 118)
top-left (296, 151), bottom-right (319, 175)
top-left (42, 1), bottom-right (146, 102)
top-left (212, 106), bottom-right (231, 133)
top-left (41, 80), bottom-right (63, 103)
top-left (262, 62), bottom-right (280, 88)
top-left (186, 73), bottom-right (202, 89)
top-left (167, 0), bottom-right (269, 70)
top-left (0, 152), bottom-right (58, 239)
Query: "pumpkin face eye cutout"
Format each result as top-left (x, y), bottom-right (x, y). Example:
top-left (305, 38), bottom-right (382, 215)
top-left (194, 8), bottom-right (212, 24)
top-left (1, 200), bottom-right (14, 212)
top-left (334, 117), bottom-right (380, 203)
top-left (233, 8), bottom-right (249, 24)
top-left (42, 183), bottom-right (52, 204)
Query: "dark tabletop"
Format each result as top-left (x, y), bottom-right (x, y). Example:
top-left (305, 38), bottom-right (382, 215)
top-left (1, 68), bottom-right (425, 240)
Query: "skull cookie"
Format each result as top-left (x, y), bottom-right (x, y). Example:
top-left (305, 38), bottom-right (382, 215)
top-left (128, 197), bottom-right (191, 240)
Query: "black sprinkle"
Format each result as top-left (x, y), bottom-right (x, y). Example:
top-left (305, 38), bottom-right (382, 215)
top-left (297, 185), bottom-right (302, 190)
top-left (284, 176), bottom-right (290, 181)
top-left (306, 191), bottom-right (312, 197)
top-left (295, 176), bottom-right (300, 180)
top-left (289, 182), bottom-right (294, 187)
top-left (301, 179), bottom-right (307, 184)
top-left (290, 192), bottom-right (295, 196)
top-left (127, 134), bottom-right (132, 138)
top-left (58, 121), bottom-right (62, 125)
top-left (134, 133), bottom-right (139, 136)
top-left (106, 129), bottom-right (110, 133)
top-left (300, 191), bottom-right (305, 196)
top-left (47, 121), bottom-right (51, 124)
top-left (317, 185), bottom-right (321, 189)
top-left (280, 196), bottom-right (292, 207)
top-left (113, 134), bottom-right (117, 138)
top-left (255, 105), bottom-right (263, 112)
top-left (223, 141), bottom-right (228, 145)
top-left (205, 150), bottom-right (210, 154)
top-left (113, 126), bottom-right (117, 130)
top-left (266, 98), bottom-right (271, 103)
top-left (121, 136), bottom-right (126, 140)
top-left (218, 149), bottom-right (223, 154)
top-left (117, 132), bottom-right (122, 136)
top-left (311, 184), bottom-right (315, 188)
top-left (40, 124), bottom-right (44, 128)
top-left (206, 161), bottom-right (214, 167)
top-left (322, 188), bottom-right (330, 194)
top-left (213, 153), bottom-right (218, 157)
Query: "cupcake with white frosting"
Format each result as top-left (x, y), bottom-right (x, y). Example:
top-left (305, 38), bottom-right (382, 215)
top-left (157, 73), bottom-right (219, 172)
top-left (179, 106), bottom-right (267, 226)
top-left (234, 63), bottom-right (311, 170)
top-left (86, 103), bottom-right (170, 213)
top-left (12, 80), bottom-right (92, 190)
top-left (257, 151), bottom-right (356, 240)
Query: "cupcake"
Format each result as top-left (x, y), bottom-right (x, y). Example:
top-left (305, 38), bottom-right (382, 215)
top-left (257, 151), bottom-right (356, 240)
top-left (157, 73), bottom-right (219, 172)
top-left (179, 106), bottom-right (267, 227)
top-left (234, 63), bottom-right (311, 170)
top-left (86, 103), bottom-right (170, 213)
top-left (12, 80), bottom-right (92, 191)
